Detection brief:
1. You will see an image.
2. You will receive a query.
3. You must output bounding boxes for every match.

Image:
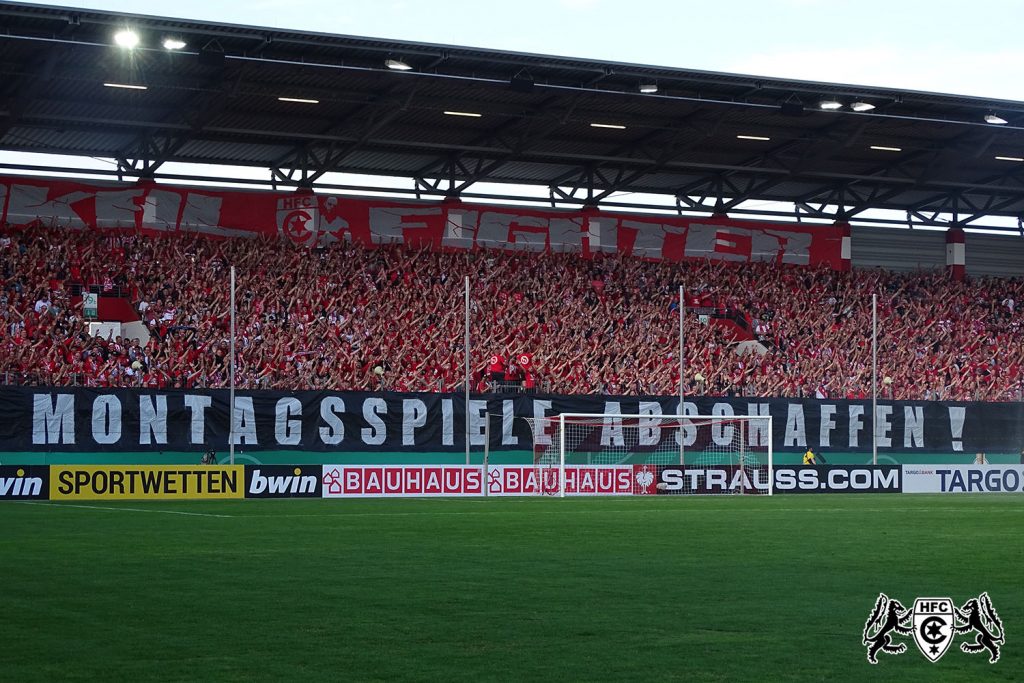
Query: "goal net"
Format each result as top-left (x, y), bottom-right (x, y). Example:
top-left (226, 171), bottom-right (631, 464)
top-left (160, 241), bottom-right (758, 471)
top-left (522, 413), bottom-right (773, 497)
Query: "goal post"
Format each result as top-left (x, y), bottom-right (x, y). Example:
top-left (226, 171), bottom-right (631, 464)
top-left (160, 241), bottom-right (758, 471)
top-left (482, 411), bottom-right (490, 497)
top-left (523, 413), bottom-right (773, 497)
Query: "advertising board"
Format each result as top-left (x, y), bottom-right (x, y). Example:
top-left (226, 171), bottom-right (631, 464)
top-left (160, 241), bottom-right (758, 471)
top-left (0, 465), bottom-right (49, 500)
top-left (321, 465), bottom-right (484, 498)
top-left (631, 465), bottom-right (902, 495)
top-left (485, 465), bottom-right (633, 496)
top-left (902, 465), bottom-right (1024, 493)
top-left (49, 465), bottom-right (243, 500)
top-left (245, 466), bottom-right (322, 499)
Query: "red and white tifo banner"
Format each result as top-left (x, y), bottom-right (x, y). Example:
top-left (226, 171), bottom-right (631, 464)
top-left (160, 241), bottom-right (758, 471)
top-left (321, 465), bottom-right (484, 498)
top-left (485, 465), bottom-right (634, 496)
top-left (0, 175), bottom-right (845, 268)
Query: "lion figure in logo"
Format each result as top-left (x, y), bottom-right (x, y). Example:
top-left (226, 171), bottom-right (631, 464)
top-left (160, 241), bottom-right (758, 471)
top-left (862, 593), bottom-right (913, 663)
top-left (954, 592), bottom-right (1005, 663)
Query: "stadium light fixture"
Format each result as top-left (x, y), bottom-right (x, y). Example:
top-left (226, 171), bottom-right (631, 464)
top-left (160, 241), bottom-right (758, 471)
top-left (113, 29), bottom-right (139, 49)
top-left (818, 99), bottom-right (843, 110)
top-left (995, 155), bottom-right (1024, 162)
top-left (985, 114), bottom-right (1008, 125)
top-left (444, 110), bottom-right (482, 118)
top-left (870, 145), bottom-right (902, 152)
top-left (639, 83), bottom-right (658, 94)
top-left (162, 37), bottom-right (187, 50)
top-left (590, 123), bottom-right (626, 130)
top-left (103, 82), bottom-right (148, 90)
top-left (385, 58), bottom-right (413, 71)
top-left (851, 101), bottom-right (876, 112)
top-left (278, 96), bottom-right (319, 104)
top-left (737, 134), bottom-right (771, 141)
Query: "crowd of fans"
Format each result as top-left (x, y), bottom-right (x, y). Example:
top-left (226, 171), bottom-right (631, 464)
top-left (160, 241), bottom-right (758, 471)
top-left (2, 223), bottom-right (1023, 401)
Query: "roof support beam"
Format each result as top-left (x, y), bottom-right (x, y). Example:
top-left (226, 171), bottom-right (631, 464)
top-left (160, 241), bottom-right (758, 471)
top-left (115, 69), bottom-right (243, 178)
top-left (268, 55), bottom-right (449, 186)
top-left (413, 93), bottom-right (591, 197)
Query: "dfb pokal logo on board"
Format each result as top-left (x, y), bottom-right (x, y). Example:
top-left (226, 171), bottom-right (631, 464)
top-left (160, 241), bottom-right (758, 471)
top-left (863, 592), bottom-right (1004, 664)
top-left (634, 466), bottom-right (654, 493)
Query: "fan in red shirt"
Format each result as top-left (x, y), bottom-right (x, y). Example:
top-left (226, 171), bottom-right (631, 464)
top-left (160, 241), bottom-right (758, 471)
top-left (516, 352), bottom-right (536, 392)
top-left (487, 353), bottom-right (505, 381)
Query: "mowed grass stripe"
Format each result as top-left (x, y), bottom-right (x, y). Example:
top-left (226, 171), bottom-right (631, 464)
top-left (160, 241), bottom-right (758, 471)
top-left (2, 495), bottom-right (1021, 682)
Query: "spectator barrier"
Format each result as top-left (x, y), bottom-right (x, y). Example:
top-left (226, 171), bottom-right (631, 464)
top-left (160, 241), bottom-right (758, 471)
top-left (7, 463), bottom-right (1024, 500)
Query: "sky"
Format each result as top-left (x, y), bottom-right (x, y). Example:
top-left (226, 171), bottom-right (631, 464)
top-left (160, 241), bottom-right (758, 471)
top-left (18, 0), bottom-right (1024, 101)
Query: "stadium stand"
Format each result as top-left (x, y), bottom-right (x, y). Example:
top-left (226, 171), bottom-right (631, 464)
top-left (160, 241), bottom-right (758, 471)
top-left (2, 223), bottom-right (1022, 401)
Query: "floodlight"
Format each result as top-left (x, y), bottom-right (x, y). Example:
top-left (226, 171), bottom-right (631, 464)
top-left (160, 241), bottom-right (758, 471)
top-left (114, 29), bottom-right (139, 49)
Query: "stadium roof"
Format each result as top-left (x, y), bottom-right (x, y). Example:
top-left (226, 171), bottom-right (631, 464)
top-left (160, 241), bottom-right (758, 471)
top-left (1, 2), bottom-right (1024, 231)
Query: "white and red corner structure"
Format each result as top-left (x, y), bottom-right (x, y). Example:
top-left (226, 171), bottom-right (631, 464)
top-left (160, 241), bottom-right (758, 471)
top-left (946, 227), bottom-right (966, 281)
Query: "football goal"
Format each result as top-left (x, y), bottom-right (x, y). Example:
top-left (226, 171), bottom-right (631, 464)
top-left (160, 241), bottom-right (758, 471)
top-left (521, 413), bottom-right (774, 497)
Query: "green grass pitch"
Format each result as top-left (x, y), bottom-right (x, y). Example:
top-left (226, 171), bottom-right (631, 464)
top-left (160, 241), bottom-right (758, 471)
top-left (3, 495), bottom-right (1022, 682)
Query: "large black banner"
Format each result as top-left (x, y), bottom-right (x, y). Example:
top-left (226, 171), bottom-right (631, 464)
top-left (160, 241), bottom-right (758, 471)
top-left (1, 387), bottom-right (1022, 454)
